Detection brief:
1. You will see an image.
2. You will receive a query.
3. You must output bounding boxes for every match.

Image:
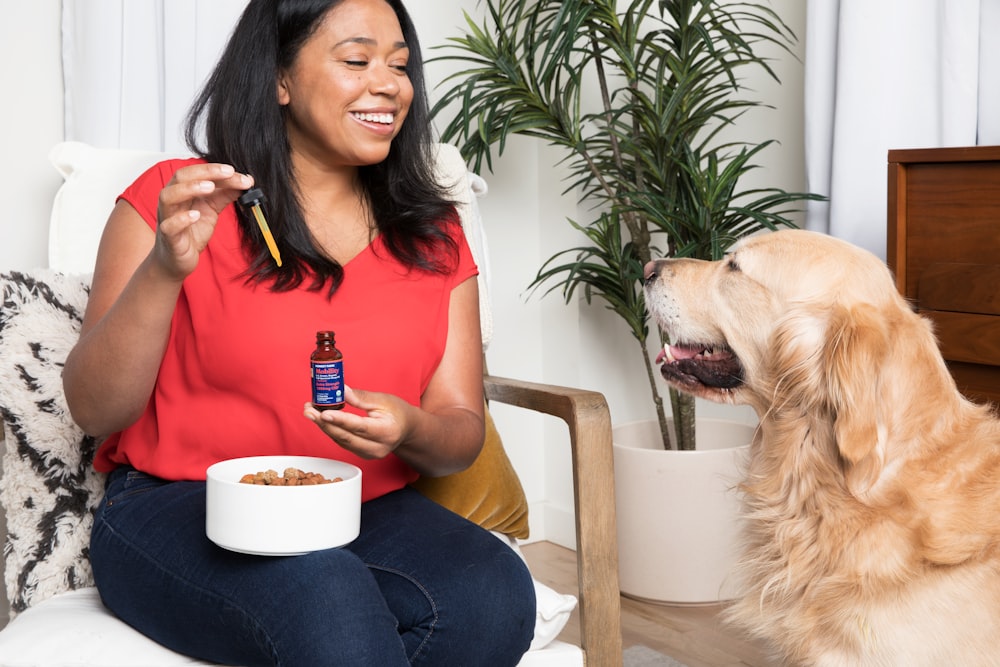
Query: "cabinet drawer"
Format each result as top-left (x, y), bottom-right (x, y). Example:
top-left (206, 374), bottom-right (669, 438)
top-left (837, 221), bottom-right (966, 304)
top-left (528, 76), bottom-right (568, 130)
top-left (920, 310), bottom-right (1000, 367)
top-left (918, 262), bottom-right (1000, 316)
top-left (945, 361), bottom-right (1000, 407)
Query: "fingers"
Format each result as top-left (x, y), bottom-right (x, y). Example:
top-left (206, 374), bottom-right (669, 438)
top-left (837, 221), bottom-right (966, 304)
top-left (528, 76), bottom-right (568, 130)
top-left (159, 163), bottom-right (253, 224)
top-left (340, 386), bottom-right (372, 410)
top-left (304, 409), bottom-right (394, 460)
top-left (153, 163), bottom-right (254, 278)
top-left (303, 389), bottom-right (405, 460)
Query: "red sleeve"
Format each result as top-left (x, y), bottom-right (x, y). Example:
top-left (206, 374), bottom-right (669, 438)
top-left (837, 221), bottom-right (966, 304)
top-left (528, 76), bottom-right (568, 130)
top-left (444, 210), bottom-right (479, 288)
top-left (118, 158), bottom-right (205, 231)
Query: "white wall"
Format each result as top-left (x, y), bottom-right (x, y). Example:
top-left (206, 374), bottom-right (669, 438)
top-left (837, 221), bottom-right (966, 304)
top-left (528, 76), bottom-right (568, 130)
top-left (0, 1), bottom-right (807, 550)
top-left (0, 2), bottom-right (64, 272)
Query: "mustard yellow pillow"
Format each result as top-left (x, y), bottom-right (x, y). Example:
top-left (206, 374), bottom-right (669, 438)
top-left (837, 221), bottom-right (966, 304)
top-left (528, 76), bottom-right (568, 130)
top-left (411, 405), bottom-right (529, 539)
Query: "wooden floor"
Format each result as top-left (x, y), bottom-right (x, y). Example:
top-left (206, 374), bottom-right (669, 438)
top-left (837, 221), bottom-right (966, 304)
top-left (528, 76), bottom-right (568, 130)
top-left (521, 541), bottom-right (779, 667)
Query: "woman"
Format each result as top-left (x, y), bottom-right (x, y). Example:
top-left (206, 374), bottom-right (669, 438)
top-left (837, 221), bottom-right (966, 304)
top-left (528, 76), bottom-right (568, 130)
top-left (62, 0), bottom-right (536, 664)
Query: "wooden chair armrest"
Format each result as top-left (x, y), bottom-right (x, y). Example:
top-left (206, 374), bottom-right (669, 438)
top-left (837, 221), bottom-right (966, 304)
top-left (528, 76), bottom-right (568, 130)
top-left (483, 374), bottom-right (622, 667)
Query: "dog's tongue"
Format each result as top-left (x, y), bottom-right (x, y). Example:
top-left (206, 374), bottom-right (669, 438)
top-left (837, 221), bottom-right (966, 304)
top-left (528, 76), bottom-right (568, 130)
top-left (670, 344), bottom-right (707, 359)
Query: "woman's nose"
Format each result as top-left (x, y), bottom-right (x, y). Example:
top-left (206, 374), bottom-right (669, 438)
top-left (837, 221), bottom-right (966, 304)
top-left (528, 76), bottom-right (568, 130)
top-left (369, 64), bottom-right (400, 95)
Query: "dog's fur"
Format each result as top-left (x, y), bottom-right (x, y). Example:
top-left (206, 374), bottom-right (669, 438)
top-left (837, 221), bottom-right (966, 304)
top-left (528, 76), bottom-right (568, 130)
top-left (643, 229), bottom-right (1000, 666)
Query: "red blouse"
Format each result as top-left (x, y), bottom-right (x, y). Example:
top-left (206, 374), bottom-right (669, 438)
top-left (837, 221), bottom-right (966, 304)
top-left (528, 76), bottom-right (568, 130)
top-left (94, 158), bottom-right (478, 501)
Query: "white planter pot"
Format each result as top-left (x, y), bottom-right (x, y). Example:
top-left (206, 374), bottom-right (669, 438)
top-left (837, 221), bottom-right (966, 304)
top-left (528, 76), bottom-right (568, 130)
top-left (613, 419), bottom-right (753, 605)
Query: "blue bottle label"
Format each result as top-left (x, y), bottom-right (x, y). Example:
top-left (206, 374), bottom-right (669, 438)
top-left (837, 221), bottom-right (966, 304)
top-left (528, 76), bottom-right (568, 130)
top-left (311, 359), bottom-right (345, 408)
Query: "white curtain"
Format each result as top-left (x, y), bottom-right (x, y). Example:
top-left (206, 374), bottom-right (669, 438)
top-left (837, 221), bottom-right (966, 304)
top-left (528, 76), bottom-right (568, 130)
top-left (62, 0), bottom-right (248, 153)
top-left (804, 0), bottom-right (1000, 259)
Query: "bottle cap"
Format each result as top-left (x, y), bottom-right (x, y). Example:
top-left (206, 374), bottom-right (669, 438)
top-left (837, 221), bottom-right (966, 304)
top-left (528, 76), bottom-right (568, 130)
top-left (238, 187), bottom-right (266, 208)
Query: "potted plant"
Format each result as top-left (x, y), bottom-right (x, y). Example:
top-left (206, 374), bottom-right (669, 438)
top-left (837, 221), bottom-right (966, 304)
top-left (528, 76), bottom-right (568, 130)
top-left (431, 0), bottom-right (822, 602)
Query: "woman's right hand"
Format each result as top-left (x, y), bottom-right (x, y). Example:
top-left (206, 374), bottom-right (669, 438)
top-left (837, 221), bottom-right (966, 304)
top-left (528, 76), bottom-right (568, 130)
top-left (153, 163), bottom-right (253, 280)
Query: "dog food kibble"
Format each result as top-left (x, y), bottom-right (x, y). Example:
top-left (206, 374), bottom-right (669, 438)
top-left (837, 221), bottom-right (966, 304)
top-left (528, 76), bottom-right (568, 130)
top-left (238, 467), bottom-right (343, 486)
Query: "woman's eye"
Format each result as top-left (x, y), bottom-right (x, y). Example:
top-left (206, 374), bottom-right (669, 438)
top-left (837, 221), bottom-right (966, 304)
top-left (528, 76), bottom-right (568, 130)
top-left (345, 60), bottom-right (368, 67)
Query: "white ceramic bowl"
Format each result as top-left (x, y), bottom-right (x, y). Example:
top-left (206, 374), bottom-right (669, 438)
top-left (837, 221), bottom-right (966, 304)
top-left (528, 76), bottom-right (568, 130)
top-left (206, 455), bottom-right (362, 556)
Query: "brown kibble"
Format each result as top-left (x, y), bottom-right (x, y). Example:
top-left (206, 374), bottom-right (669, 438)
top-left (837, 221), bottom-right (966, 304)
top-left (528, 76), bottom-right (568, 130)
top-left (238, 468), bottom-right (342, 485)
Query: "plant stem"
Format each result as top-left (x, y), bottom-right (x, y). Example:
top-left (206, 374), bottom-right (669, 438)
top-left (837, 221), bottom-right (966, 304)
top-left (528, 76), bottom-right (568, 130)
top-left (675, 391), bottom-right (697, 451)
top-left (588, 29), bottom-right (651, 261)
top-left (640, 335), bottom-right (672, 450)
top-left (660, 330), bottom-right (696, 450)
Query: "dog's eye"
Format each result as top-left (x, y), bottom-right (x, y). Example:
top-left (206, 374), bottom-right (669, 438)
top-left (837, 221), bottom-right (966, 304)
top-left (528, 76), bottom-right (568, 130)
top-left (727, 257), bottom-right (740, 272)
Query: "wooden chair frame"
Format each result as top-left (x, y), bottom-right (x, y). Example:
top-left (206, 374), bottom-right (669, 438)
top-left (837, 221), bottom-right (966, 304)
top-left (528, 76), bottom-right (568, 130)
top-left (484, 373), bottom-right (623, 666)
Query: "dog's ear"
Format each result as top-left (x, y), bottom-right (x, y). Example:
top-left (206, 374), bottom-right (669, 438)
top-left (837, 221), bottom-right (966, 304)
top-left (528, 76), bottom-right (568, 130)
top-left (762, 304), bottom-right (892, 494)
top-left (769, 303), bottom-right (890, 471)
top-left (821, 303), bottom-right (891, 466)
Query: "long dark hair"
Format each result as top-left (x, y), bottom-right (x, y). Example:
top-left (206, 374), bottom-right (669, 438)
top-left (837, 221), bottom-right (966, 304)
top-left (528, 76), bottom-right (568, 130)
top-left (185, 0), bottom-right (458, 296)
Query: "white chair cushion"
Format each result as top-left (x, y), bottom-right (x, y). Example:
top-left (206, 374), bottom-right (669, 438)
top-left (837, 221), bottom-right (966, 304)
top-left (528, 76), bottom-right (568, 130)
top-left (0, 589), bottom-right (218, 667)
top-left (47, 142), bottom-right (187, 275)
top-left (0, 587), bottom-right (581, 666)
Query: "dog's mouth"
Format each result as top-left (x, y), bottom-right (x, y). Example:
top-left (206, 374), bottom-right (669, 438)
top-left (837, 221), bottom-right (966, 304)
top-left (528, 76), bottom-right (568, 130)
top-left (656, 342), bottom-right (744, 391)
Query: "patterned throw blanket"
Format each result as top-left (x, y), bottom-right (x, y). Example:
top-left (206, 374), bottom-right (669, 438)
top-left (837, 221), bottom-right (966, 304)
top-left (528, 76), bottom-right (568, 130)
top-left (0, 270), bottom-right (105, 617)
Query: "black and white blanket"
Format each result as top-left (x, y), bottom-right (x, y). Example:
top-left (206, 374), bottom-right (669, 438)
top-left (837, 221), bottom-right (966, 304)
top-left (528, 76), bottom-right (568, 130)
top-left (0, 270), bottom-right (104, 617)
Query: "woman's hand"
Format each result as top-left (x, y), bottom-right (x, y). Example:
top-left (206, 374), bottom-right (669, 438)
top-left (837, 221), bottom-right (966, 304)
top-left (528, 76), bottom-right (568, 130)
top-left (153, 163), bottom-right (253, 280)
top-left (301, 277), bottom-right (485, 476)
top-left (304, 387), bottom-right (411, 460)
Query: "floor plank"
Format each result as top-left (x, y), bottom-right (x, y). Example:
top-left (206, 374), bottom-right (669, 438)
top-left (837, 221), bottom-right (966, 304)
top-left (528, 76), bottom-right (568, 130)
top-left (521, 541), bottom-right (779, 667)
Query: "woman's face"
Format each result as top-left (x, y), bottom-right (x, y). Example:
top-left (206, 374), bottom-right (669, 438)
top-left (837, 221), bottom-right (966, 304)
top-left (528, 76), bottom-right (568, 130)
top-left (277, 0), bottom-right (413, 169)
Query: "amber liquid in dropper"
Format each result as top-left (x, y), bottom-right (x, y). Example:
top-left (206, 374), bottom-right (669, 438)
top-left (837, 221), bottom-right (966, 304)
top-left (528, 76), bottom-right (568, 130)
top-left (238, 188), bottom-right (282, 267)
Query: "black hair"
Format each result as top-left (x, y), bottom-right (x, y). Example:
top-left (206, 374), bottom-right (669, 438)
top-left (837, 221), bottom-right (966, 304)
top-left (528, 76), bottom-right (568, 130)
top-left (184, 0), bottom-right (458, 296)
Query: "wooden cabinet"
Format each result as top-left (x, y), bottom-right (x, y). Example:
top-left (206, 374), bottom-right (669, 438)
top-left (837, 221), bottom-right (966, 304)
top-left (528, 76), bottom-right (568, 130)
top-left (887, 145), bottom-right (1000, 407)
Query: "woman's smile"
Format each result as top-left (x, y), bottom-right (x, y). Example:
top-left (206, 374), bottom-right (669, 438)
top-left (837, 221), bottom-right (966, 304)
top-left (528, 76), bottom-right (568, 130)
top-left (349, 109), bottom-right (398, 136)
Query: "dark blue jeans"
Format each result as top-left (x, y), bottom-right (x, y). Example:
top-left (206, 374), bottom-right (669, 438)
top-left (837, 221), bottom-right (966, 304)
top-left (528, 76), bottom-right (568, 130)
top-left (90, 467), bottom-right (536, 666)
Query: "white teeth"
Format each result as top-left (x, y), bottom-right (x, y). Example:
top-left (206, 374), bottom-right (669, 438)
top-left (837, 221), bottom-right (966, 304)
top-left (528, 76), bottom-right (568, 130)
top-left (353, 112), bottom-right (393, 124)
top-left (663, 345), bottom-right (675, 362)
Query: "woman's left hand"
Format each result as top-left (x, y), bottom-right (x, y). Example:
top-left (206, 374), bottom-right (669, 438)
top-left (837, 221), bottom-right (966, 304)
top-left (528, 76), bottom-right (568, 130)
top-left (302, 277), bottom-right (485, 476)
top-left (303, 387), bottom-right (411, 460)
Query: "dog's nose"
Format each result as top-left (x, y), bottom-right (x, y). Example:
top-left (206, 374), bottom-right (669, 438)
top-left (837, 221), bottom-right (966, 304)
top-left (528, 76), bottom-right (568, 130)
top-left (643, 260), bottom-right (660, 284)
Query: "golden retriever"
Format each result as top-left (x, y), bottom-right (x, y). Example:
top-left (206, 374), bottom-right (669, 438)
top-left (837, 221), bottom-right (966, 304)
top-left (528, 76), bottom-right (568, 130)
top-left (643, 229), bottom-right (1000, 666)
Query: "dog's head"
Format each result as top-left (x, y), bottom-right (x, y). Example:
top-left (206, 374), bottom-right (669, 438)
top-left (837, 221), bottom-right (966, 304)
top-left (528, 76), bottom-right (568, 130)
top-left (643, 229), bottom-right (950, 472)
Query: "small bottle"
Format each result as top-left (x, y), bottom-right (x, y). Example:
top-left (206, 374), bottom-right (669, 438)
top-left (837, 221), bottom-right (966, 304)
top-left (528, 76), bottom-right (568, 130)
top-left (311, 331), bottom-right (345, 410)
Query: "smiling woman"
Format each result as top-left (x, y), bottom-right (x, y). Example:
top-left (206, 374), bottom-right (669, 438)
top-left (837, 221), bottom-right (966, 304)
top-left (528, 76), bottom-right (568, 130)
top-left (57, 0), bottom-right (536, 665)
